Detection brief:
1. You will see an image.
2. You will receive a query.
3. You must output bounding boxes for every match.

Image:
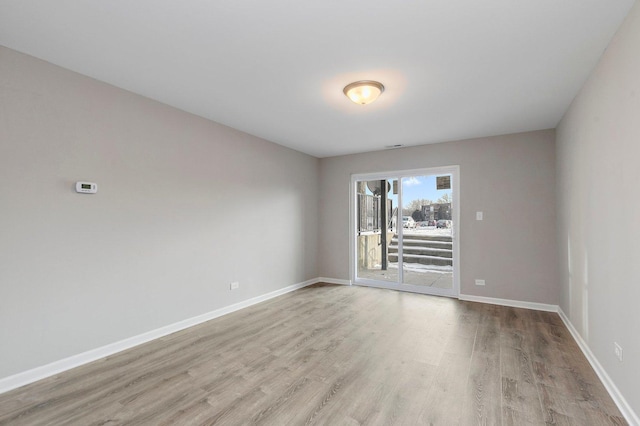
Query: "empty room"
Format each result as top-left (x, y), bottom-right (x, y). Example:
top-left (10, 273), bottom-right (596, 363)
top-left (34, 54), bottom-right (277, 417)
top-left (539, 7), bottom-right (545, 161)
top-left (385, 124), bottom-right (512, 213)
top-left (1, 0), bottom-right (639, 424)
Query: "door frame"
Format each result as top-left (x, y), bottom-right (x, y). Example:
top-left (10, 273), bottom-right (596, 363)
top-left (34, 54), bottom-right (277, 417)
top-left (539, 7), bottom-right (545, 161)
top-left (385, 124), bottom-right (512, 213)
top-left (349, 166), bottom-right (460, 297)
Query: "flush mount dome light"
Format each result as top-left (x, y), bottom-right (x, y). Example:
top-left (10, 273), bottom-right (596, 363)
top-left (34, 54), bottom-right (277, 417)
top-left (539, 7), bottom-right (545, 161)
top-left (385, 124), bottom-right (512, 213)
top-left (343, 80), bottom-right (385, 105)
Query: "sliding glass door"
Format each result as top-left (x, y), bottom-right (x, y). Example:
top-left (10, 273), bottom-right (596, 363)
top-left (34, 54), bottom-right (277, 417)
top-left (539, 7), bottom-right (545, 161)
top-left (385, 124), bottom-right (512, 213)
top-left (351, 167), bottom-right (459, 297)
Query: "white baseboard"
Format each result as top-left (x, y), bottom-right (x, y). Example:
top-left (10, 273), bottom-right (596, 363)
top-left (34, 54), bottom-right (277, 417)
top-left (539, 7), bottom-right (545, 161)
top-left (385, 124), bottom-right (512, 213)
top-left (558, 308), bottom-right (639, 426)
top-left (317, 277), bottom-right (351, 285)
top-left (0, 278), bottom-right (319, 395)
top-left (458, 293), bottom-right (558, 312)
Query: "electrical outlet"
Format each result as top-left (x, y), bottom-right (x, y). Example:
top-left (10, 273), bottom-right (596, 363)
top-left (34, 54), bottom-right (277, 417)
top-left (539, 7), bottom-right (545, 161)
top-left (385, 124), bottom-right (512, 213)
top-left (614, 342), bottom-right (623, 362)
top-left (475, 279), bottom-right (485, 286)
top-left (230, 281), bottom-right (239, 290)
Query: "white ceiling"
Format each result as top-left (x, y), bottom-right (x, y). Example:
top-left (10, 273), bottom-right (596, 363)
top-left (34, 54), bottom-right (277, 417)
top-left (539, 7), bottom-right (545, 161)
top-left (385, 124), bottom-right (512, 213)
top-left (0, 1), bottom-right (635, 158)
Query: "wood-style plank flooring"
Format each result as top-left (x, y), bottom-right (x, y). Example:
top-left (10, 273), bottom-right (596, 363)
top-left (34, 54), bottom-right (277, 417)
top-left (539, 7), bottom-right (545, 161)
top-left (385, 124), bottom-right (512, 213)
top-left (0, 284), bottom-right (627, 425)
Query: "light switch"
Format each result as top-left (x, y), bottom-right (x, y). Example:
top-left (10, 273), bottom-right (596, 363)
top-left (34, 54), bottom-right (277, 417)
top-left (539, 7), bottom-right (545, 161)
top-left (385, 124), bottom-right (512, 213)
top-left (476, 211), bottom-right (483, 220)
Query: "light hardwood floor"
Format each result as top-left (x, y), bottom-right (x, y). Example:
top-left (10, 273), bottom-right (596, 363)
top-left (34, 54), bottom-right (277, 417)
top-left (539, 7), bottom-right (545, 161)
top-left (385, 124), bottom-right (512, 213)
top-left (0, 284), bottom-right (627, 425)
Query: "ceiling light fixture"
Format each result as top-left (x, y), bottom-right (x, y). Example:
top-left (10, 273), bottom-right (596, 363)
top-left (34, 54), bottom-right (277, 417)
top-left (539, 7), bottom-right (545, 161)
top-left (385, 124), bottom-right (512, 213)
top-left (343, 80), bottom-right (385, 105)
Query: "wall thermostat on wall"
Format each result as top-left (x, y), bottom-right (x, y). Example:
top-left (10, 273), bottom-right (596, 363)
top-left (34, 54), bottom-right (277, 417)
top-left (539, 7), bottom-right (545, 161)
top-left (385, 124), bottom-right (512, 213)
top-left (75, 182), bottom-right (98, 194)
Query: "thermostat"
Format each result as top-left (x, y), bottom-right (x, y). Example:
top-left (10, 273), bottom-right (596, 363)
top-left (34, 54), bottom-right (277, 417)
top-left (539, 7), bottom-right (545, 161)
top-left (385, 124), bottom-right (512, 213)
top-left (75, 182), bottom-right (98, 194)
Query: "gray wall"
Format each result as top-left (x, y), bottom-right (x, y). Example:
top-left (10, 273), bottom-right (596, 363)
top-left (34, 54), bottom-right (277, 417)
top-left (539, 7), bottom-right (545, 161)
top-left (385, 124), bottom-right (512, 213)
top-left (318, 130), bottom-right (558, 304)
top-left (0, 46), bottom-right (319, 379)
top-left (556, 1), bottom-right (640, 414)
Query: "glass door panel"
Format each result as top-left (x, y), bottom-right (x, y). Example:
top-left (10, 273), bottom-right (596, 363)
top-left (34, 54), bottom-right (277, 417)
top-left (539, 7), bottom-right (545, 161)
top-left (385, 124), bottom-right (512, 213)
top-left (400, 175), bottom-right (453, 290)
top-left (356, 179), bottom-right (398, 283)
